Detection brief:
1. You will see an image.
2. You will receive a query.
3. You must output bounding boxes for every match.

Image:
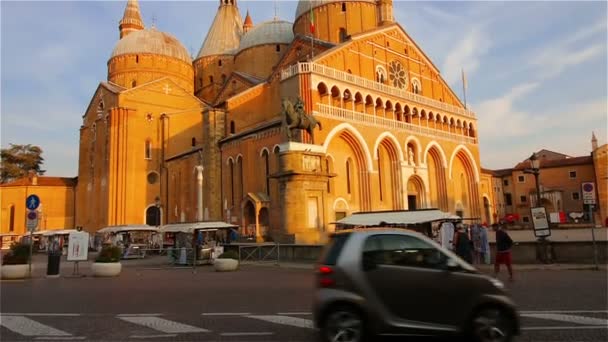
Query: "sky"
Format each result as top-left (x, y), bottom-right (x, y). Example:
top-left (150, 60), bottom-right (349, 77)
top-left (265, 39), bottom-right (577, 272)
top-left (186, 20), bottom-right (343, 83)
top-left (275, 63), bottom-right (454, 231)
top-left (1, 0), bottom-right (606, 177)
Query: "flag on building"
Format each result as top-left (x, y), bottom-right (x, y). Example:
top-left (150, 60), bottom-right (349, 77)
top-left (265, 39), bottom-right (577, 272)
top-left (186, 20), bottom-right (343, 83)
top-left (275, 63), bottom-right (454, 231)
top-left (310, 5), bottom-right (315, 34)
top-left (461, 69), bottom-right (467, 90)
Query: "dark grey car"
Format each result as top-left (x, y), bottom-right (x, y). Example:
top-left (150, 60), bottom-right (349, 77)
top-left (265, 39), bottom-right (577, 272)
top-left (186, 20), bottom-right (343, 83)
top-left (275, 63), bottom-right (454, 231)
top-left (313, 229), bottom-right (520, 342)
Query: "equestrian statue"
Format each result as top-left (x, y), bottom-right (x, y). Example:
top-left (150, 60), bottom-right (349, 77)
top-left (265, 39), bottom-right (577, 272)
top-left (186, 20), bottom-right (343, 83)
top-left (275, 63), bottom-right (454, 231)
top-left (281, 97), bottom-right (322, 142)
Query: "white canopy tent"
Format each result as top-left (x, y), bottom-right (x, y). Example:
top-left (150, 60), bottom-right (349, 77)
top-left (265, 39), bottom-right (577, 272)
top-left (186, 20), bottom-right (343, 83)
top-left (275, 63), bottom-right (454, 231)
top-left (97, 225), bottom-right (158, 234)
top-left (335, 209), bottom-right (461, 227)
top-left (160, 221), bottom-right (238, 234)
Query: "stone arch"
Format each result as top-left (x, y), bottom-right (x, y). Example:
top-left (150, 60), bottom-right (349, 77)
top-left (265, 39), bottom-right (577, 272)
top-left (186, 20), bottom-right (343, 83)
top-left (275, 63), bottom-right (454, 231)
top-left (333, 197), bottom-right (350, 211)
top-left (242, 199), bottom-right (256, 238)
top-left (317, 82), bottom-right (328, 96)
top-left (395, 103), bottom-right (403, 121)
top-left (144, 204), bottom-right (162, 226)
top-left (226, 156), bottom-right (235, 165)
top-left (449, 145), bottom-right (481, 218)
top-left (424, 142), bottom-right (449, 211)
top-left (330, 85), bottom-right (341, 107)
top-left (259, 147), bottom-right (270, 157)
top-left (468, 123), bottom-right (476, 138)
top-left (364, 94), bottom-right (374, 114)
top-left (322, 123), bottom-right (373, 172)
top-left (373, 132), bottom-right (404, 161)
top-left (406, 175), bottom-right (425, 210)
top-left (448, 145), bottom-right (480, 182)
top-left (375, 134), bottom-right (404, 209)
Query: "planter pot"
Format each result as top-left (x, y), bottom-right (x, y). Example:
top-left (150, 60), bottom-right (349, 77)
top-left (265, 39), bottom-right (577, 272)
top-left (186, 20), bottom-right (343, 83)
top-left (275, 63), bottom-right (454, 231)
top-left (91, 262), bottom-right (122, 277)
top-left (1, 264), bottom-right (31, 279)
top-left (214, 258), bottom-right (238, 272)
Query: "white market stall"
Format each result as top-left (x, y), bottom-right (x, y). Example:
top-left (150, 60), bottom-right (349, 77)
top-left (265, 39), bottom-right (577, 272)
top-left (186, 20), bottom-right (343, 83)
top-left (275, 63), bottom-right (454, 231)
top-left (96, 225), bottom-right (160, 259)
top-left (160, 221), bottom-right (238, 265)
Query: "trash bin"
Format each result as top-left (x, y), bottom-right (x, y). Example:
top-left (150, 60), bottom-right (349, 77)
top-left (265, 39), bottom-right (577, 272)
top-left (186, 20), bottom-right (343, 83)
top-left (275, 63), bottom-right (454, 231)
top-left (47, 251), bottom-right (61, 277)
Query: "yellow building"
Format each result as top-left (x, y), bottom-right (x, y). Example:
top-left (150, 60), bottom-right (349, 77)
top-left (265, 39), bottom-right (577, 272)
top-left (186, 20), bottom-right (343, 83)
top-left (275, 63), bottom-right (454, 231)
top-left (0, 174), bottom-right (76, 235)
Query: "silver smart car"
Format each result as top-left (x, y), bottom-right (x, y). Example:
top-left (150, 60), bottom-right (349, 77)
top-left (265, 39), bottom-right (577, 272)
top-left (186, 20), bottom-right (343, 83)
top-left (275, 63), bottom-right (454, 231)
top-left (313, 228), bottom-right (520, 342)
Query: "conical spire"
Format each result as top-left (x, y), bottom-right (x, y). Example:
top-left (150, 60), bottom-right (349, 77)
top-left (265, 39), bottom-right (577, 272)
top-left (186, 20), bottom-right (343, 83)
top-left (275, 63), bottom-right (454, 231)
top-left (196, 0), bottom-right (243, 58)
top-left (119, 0), bottom-right (145, 39)
top-left (243, 10), bottom-right (253, 33)
top-left (592, 131), bottom-right (598, 151)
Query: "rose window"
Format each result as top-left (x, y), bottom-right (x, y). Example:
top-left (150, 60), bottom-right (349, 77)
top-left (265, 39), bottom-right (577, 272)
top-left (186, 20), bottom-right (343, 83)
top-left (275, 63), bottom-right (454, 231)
top-left (389, 60), bottom-right (407, 89)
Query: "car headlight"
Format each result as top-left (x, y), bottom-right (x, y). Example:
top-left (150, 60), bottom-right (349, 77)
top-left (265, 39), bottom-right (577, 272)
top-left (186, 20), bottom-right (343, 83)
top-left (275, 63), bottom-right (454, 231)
top-left (490, 278), bottom-right (505, 289)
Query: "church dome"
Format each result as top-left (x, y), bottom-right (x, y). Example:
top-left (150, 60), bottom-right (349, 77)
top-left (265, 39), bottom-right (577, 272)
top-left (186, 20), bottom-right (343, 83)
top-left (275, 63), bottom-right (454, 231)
top-left (294, 0), bottom-right (376, 21)
top-left (237, 20), bottom-right (293, 53)
top-left (111, 27), bottom-right (192, 64)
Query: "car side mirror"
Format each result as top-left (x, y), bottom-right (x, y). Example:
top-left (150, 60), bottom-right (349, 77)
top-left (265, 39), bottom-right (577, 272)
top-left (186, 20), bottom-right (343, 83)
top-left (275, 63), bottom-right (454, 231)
top-left (446, 258), bottom-right (460, 271)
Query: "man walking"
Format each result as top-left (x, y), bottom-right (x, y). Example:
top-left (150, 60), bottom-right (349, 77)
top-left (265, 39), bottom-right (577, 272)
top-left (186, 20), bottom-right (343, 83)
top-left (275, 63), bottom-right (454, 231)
top-left (494, 224), bottom-right (514, 281)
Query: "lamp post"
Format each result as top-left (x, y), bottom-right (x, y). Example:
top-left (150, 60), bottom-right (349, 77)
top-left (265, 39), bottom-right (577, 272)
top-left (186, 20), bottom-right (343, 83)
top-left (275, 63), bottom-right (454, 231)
top-left (154, 196), bottom-right (161, 228)
top-left (524, 153), bottom-right (551, 263)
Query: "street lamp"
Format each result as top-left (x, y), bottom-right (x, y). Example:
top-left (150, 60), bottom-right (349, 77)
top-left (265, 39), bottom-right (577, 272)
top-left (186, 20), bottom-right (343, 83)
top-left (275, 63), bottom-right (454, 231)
top-left (524, 153), bottom-right (551, 263)
top-left (154, 196), bottom-right (161, 227)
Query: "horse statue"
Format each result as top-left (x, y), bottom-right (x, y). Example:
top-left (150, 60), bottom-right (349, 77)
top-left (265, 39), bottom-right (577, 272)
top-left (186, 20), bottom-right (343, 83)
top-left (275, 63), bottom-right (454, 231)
top-left (281, 97), bottom-right (322, 141)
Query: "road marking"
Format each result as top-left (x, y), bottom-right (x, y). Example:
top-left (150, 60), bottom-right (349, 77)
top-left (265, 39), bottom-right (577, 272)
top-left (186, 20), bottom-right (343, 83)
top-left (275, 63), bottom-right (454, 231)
top-left (276, 312), bottom-right (312, 316)
top-left (130, 334), bottom-right (178, 339)
top-left (118, 316), bottom-right (209, 334)
top-left (220, 332), bottom-right (275, 336)
top-left (34, 337), bottom-right (85, 341)
top-left (201, 312), bottom-right (251, 316)
top-left (117, 313), bottom-right (163, 317)
top-left (521, 313), bottom-right (608, 326)
top-left (2, 313), bottom-right (81, 317)
top-left (247, 315), bottom-right (314, 329)
top-left (521, 310), bottom-right (608, 314)
top-left (0, 315), bottom-right (72, 336)
top-left (523, 326), bottom-right (608, 331)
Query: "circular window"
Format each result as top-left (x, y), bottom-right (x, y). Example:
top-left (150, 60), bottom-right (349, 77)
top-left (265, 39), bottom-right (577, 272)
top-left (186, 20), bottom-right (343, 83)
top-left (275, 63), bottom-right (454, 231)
top-left (147, 172), bottom-right (158, 185)
top-left (389, 60), bottom-right (408, 89)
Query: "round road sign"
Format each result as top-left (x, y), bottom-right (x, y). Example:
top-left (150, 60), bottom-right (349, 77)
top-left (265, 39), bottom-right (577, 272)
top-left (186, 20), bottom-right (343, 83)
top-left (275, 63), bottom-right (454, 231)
top-left (27, 211), bottom-right (38, 220)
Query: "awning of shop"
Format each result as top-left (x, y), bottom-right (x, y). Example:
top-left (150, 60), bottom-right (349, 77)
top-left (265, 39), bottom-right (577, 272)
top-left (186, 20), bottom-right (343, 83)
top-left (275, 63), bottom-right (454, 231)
top-left (335, 209), bottom-right (461, 227)
top-left (160, 221), bottom-right (238, 234)
top-left (97, 225), bottom-right (158, 234)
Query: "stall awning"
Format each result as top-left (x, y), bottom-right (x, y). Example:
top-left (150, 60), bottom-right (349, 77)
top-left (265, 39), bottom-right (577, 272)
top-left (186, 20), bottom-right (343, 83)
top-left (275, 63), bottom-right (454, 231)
top-left (41, 229), bottom-right (78, 236)
top-left (247, 192), bottom-right (270, 205)
top-left (336, 209), bottom-right (461, 227)
top-left (160, 221), bottom-right (238, 234)
top-left (97, 225), bottom-right (158, 234)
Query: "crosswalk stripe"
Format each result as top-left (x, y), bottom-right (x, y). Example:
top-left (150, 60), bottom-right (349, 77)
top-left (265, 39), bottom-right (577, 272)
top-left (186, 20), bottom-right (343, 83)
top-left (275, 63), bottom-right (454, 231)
top-left (118, 316), bottom-right (209, 334)
top-left (0, 315), bottom-right (72, 336)
top-left (522, 313), bottom-right (608, 326)
top-left (247, 315), bottom-right (314, 329)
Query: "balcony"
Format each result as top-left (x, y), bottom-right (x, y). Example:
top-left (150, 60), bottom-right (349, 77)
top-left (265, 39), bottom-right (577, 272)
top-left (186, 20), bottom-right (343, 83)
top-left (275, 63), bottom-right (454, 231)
top-left (281, 62), bottom-right (476, 118)
top-left (314, 104), bottom-right (477, 145)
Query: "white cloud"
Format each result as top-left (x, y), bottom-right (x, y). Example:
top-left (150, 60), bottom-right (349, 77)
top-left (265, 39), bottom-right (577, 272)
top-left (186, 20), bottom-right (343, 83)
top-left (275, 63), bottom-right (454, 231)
top-left (441, 26), bottom-right (492, 87)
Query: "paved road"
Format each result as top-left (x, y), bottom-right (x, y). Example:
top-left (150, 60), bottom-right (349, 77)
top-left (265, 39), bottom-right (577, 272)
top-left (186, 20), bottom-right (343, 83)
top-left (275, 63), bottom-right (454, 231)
top-left (1, 265), bottom-right (606, 341)
top-left (489, 228), bottom-right (608, 242)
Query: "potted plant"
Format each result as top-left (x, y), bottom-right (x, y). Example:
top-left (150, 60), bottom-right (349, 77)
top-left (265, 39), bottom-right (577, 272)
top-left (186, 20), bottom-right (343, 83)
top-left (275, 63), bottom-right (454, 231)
top-left (213, 250), bottom-right (239, 272)
top-left (91, 245), bottom-right (122, 277)
top-left (1, 242), bottom-right (31, 279)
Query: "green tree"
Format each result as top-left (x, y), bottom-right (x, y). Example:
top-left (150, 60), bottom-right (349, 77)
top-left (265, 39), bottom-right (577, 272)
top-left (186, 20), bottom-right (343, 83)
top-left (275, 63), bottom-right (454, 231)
top-left (0, 144), bottom-right (46, 183)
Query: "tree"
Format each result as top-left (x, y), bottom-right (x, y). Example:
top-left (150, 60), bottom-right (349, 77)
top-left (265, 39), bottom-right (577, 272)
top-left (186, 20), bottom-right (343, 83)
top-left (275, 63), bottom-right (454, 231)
top-left (0, 144), bottom-right (46, 183)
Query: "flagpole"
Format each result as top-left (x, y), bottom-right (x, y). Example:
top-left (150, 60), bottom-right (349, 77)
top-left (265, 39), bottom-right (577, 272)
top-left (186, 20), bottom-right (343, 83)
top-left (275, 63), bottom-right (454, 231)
top-left (310, 1), bottom-right (314, 60)
top-left (462, 69), bottom-right (467, 109)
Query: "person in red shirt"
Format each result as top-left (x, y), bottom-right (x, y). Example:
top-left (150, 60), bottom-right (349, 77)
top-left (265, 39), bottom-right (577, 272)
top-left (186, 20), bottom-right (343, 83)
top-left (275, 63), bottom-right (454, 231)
top-left (493, 224), bottom-right (514, 281)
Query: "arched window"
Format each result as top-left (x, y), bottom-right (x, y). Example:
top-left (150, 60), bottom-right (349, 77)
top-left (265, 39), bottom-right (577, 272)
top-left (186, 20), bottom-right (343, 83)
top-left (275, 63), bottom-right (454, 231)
top-left (191, 137), bottom-right (196, 147)
top-left (276, 45), bottom-right (281, 52)
top-left (339, 28), bottom-right (348, 43)
top-left (346, 159), bottom-right (352, 194)
top-left (136, 55), bottom-right (139, 63)
top-left (229, 160), bottom-right (235, 206)
top-left (263, 150), bottom-right (270, 195)
top-left (145, 205), bottom-right (161, 226)
top-left (230, 121), bottom-right (235, 134)
top-left (209, 75), bottom-right (214, 84)
top-left (341, 2), bottom-right (346, 12)
top-left (8, 204), bottom-right (15, 232)
top-left (131, 80), bottom-right (137, 88)
top-left (377, 158), bottom-right (383, 201)
top-left (411, 78), bottom-right (421, 94)
top-left (376, 66), bottom-right (386, 84)
top-left (218, 59), bottom-right (222, 67)
top-left (145, 139), bottom-right (152, 160)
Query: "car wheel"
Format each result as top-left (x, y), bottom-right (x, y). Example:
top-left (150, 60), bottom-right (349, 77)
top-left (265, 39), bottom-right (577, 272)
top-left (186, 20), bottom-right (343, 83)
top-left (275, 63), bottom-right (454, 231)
top-left (470, 307), bottom-right (515, 342)
top-left (321, 305), bottom-right (365, 342)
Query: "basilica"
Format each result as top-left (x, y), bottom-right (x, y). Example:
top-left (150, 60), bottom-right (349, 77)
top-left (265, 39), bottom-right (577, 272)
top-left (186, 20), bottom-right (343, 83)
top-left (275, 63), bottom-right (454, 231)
top-left (4, 0), bottom-right (489, 243)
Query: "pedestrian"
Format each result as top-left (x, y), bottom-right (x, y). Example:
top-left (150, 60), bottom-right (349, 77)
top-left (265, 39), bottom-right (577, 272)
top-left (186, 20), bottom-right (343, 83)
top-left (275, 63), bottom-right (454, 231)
top-left (494, 224), bottom-right (514, 281)
top-left (453, 224), bottom-right (473, 264)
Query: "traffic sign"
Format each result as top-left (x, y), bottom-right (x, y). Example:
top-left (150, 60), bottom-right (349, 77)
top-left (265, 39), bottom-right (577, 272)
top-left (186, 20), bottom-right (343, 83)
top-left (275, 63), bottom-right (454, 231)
top-left (582, 182), bottom-right (596, 205)
top-left (26, 210), bottom-right (38, 232)
top-left (26, 194), bottom-right (41, 210)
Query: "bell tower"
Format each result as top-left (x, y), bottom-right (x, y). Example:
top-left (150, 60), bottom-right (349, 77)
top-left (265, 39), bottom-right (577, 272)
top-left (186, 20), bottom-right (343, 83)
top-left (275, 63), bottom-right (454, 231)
top-left (377, 0), bottom-right (394, 25)
top-left (119, 0), bottom-right (144, 39)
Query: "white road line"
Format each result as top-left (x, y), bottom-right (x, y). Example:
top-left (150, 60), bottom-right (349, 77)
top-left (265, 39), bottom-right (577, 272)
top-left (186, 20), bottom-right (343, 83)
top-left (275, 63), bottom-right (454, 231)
top-left (201, 312), bottom-right (251, 316)
top-left (2, 313), bottom-right (81, 317)
top-left (521, 313), bottom-right (608, 326)
top-left (118, 316), bottom-right (209, 334)
top-left (117, 313), bottom-right (163, 317)
top-left (521, 310), bottom-right (608, 314)
top-left (220, 332), bottom-right (275, 336)
top-left (276, 312), bottom-right (312, 316)
top-left (523, 326), bottom-right (608, 331)
top-left (130, 334), bottom-right (178, 339)
top-left (247, 315), bottom-right (314, 329)
top-left (0, 315), bottom-right (72, 337)
top-left (34, 337), bottom-right (85, 341)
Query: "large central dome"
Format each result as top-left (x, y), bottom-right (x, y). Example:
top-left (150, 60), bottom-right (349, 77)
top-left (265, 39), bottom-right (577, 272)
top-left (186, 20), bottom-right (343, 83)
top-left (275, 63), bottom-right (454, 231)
top-left (110, 28), bottom-right (192, 64)
top-left (295, 0), bottom-right (376, 20)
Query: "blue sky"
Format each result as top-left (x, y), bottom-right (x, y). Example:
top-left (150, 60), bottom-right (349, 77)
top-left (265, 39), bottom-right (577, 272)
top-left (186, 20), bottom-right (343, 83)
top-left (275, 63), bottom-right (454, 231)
top-left (1, 0), bottom-right (606, 176)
